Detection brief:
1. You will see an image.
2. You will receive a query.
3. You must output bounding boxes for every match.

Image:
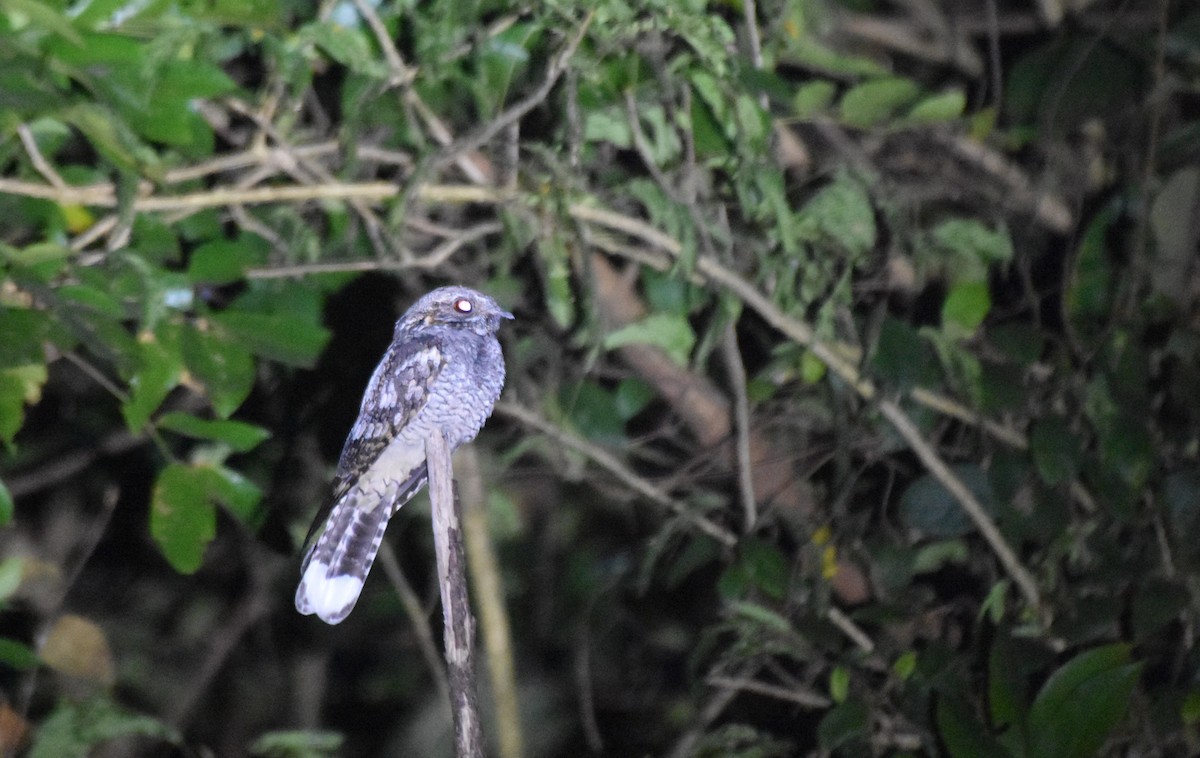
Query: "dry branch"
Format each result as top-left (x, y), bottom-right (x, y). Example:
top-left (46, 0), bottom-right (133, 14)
top-left (426, 429), bottom-right (484, 758)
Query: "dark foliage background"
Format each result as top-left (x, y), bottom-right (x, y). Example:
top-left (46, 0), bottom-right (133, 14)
top-left (1, 0), bottom-right (1198, 756)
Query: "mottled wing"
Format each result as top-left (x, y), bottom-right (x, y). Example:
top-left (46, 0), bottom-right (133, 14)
top-left (295, 333), bottom-right (445, 624)
top-left (331, 332), bottom-right (445, 501)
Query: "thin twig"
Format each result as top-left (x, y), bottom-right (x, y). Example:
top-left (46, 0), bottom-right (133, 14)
top-left (574, 619), bottom-right (603, 753)
top-left (245, 221), bottom-right (503, 279)
top-left (1124, 0), bottom-right (1169, 321)
top-left (376, 542), bottom-right (453, 720)
top-left (624, 89), bottom-right (677, 197)
top-left (741, 0), bottom-right (764, 71)
top-left (705, 675), bottom-right (830, 709)
top-left (350, 0), bottom-right (414, 86)
top-left (665, 663), bottom-right (756, 758)
top-left (826, 606), bottom-right (875, 653)
top-left (18, 124), bottom-right (67, 190)
top-left (877, 399), bottom-right (1040, 610)
top-left (720, 323), bottom-right (757, 533)
top-left (495, 401), bottom-right (738, 548)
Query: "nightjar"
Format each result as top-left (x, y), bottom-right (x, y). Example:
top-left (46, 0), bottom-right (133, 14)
top-left (296, 285), bottom-right (511, 624)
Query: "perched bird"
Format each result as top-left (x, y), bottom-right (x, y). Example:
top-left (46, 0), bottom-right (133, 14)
top-left (296, 286), bottom-right (511, 624)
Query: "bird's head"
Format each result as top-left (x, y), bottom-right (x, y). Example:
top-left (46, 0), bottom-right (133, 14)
top-left (399, 285), bottom-right (514, 336)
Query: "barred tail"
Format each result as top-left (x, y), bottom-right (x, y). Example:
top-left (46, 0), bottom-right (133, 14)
top-left (295, 499), bottom-right (389, 625)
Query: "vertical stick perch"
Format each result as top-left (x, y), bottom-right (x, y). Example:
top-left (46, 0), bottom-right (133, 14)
top-left (427, 428), bottom-right (484, 757)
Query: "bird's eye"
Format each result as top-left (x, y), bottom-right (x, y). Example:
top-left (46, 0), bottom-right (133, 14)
top-left (453, 298), bottom-right (474, 314)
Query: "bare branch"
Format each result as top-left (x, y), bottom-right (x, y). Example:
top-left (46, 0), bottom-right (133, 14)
top-left (426, 428), bottom-right (484, 757)
top-left (18, 124), bottom-right (67, 190)
top-left (705, 675), bottom-right (831, 709)
top-left (720, 324), bottom-right (758, 533)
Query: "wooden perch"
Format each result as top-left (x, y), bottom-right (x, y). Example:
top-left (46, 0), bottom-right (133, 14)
top-left (426, 428), bottom-right (484, 758)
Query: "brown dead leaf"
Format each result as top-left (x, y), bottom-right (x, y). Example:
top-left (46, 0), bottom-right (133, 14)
top-left (39, 614), bottom-right (115, 686)
top-left (0, 702), bottom-right (30, 754)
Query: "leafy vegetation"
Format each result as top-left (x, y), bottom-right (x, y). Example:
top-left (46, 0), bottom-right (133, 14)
top-left (1, 0), bottom-right (1198, 755)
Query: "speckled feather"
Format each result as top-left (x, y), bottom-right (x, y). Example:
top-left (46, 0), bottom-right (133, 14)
top-left (296, 286), bottom-right (510, 624)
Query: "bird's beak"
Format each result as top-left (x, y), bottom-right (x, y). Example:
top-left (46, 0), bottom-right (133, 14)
top-left (499, 310), bottom-right (515, 320)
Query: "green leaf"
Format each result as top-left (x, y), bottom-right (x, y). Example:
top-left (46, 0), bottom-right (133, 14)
top-left (689, 79), bottom-right (730, 156)
top-left (1183, 693), bottom-right (1200, 726)
top-left (29, 696), bottom-right (179, 758)
top-left (899, 464), bottom-right (996, 538)
top-left (61, 102), bottom-right (157, 174)
top-left (871, 317), bottom-right (940, 390)
top-left (249, 730), bottom-right (344, 758)
top-left (1066, 208), bottom-right (1117, 329)
top-left (0, 638), bottom-right (40, 670)
top-left (613, 378), bottom-right (655, 421)
top-left (604, 313), bottom-right (696, 366)
top-left (907, 89), bottom-right (967, 122)
top-left (1028, 644), bottom-right (1142, 758)
top-left (155, 59), bottom-right (238, 102)
top-left (911, 539), bottom-right (969, 574)
top-left (561, 381), bottom-right (626, 446)
top-left (1029, 417), bottom-right (1080, 486)
top-left (737, 538), bottom-right (789, 600)
top-left (1099, 414), bottom-right (1153, 490)
top-left (479, 21), bottom-right (541, 115)
top-left (930, 219), bottom-right (1014, 282)
top-left (0, 302), bottom-right (58, 359)
top-left (0, 480), bottom-right (12, 527)
top-left (157, 412), bottom-right (270, 453)
top-left (0, 556), bottom-right (23, 603)
top-left (727, 601), bottom-right (793, 634)
top-left (57, 284), bottom-right (126, 320)
top-left (297, 21), bottom-right (389, 78)
top-left (793, 80), bottom-right (837, 118)
top-left (121, 337), bottom-right (182, 432)
top-left (583, 108), bottom-right (632, 147)
top-left (839, 77), bottom-right (921, 128)
top-left (1, 243), bottom-right (71, 282)
top-left (786, 36), bottom-right (888, 78)
top-left (988, 631), bottom-right (1054, 732)
top-left (150, 463), bottom-right (217, 574)
top-left (893, 651), bottom-right (917, 680)
top-left (829, 666), bottom-right (850, 703)
top-left (936, 696), bottom-right (1008, 758)
top-left (942, 281), bottom-right (991, 335)
top-left (197, 464), bottom-right (263, 525)
top-left (2, 0), bottom-right (83, 44)
top-left (182, 323), bottom-right (256, 417)
top-left (796, 174), bottom-right (876, 258)
top-left (211, 311), bottom-right (329, 368)
top-left (817, 698), bottom-right (869, 751)
top-left (187, 236), bottom-right (267, 284)
top-left (0, 364), bottom-right (48, 447)
top-left (799, 350), bottom-right (826, 384)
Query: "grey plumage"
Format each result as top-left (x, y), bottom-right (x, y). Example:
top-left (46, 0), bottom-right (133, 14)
top-left (296, 286), bottom-right (511, 624)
